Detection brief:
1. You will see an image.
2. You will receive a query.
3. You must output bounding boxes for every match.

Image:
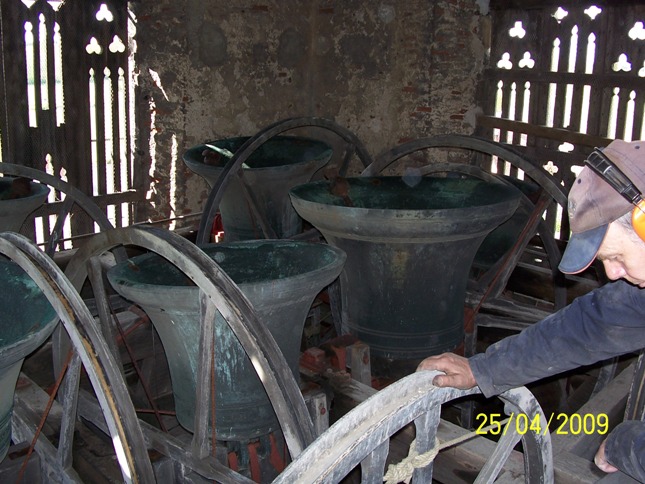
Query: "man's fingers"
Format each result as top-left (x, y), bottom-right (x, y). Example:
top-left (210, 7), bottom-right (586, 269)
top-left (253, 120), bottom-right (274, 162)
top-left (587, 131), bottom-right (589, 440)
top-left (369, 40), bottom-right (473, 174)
top-left (432, 374), bottom-right (447, 387)
top-left (594, 440), bottom-right (619, 473)
top-left (595, 460), bottom-right (618, 473)
top-left (432, 373), bottom-right (470, 389)
top-left (417, 354), bottom-right (460, 372)
top-left (417, 353), bottom-right (476, 390)
top-left (417, 356), bottom-right (448, 372)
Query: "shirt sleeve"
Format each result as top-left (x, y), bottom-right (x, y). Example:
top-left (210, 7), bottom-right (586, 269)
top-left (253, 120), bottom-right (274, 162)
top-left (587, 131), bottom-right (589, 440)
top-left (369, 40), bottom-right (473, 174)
top-left (469, 279), bottom-right (645, 398)
top-left (605, 420), bottom-right (645, 482)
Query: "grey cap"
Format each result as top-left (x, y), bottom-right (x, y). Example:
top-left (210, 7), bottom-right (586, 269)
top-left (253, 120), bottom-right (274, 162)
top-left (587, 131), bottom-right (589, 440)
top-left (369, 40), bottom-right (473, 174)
top-left (559, 140), bottom-right (645, 274)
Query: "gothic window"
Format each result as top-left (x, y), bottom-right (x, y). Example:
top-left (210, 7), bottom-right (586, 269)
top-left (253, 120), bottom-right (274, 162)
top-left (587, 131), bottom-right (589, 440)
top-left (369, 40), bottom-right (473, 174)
top-left (0, 0), bottom-right (140, 250)
top-left (479, 1), bottom-right (645, 240)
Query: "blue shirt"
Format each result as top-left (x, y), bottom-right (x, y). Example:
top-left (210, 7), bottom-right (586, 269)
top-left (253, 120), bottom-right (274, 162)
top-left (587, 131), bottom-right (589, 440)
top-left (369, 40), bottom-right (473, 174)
top-left (470, 279), bottom-right (645, 481)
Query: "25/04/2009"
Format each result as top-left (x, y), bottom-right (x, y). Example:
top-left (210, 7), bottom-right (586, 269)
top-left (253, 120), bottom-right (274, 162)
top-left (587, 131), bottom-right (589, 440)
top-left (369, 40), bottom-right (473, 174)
top-left (475, 412), bottom-right (609, 436)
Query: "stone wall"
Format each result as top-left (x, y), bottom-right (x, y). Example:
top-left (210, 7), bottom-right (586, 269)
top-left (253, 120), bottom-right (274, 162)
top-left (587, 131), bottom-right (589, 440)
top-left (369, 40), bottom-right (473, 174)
top-left (131, 0), bottom-right (489, 226)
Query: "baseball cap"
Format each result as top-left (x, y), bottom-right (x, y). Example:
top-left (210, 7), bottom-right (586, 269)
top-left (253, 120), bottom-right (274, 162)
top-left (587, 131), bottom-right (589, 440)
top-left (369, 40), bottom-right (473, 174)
top-left (559, 139), bottom-right (645, 274)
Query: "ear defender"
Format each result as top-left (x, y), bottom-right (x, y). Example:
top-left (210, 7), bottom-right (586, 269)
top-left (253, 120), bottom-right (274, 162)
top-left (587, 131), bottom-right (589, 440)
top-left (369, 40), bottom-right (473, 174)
top-left (631, 200), bottom-right (645, 242)
top-left (585, 148), bottom-right (645, 242)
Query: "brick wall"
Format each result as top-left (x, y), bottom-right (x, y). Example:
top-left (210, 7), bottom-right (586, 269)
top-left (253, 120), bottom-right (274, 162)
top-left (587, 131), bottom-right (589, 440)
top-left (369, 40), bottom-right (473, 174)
top-left (131, 0), bottom-right (488, 224)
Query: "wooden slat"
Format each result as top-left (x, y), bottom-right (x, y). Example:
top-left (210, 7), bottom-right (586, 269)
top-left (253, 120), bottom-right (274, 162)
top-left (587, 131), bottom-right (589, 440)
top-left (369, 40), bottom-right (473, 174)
top-left (191, 290), bottom-right (216, 459)
top-left (30, 188), bottom-right (145, 218)
top-left (483, 68), bottom-right (645, 92)
top-left (360, 440), bottom-right (389, 484)
top-left (58, 1), bottom-right (94, 194)
top-left (477, 115), bottom-right (613, 147)
top-left (0, 1), bottom-right (31, 165)
top-left (56, 352), bottom-right (82, 469)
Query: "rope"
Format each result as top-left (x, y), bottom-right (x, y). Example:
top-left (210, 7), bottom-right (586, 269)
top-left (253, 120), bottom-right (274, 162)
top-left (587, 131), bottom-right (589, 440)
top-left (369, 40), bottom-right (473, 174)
top-left (383, 417), bottom-right (511, 484)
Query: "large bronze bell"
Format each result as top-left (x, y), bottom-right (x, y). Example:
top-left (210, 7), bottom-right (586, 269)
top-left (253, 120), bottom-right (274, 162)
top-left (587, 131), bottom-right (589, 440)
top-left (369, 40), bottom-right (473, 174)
top-left (290, 176), bottom-right (521, 360)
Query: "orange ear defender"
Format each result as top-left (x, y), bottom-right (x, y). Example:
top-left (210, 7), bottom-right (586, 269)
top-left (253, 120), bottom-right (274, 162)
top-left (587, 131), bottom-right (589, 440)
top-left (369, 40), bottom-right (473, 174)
top-left (585, 148), bottom-right (645, 242)
top-left (631, 200), bottom-right (645, 242)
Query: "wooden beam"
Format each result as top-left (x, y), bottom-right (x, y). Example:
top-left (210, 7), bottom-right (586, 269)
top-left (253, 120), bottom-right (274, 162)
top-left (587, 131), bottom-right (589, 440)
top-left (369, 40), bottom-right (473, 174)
top-left (490, 0), bottom-right (642, 10)
top-left (551, 364), bottom-right (634, 460)
top-left (476, 115), bottom-right (613, 148)
top-left (346, 341), bottom-right (372, 386)
top-left (432, 420), bottom-right (604, 484)
top-left (482, 69), bottom-right (645, 92)
top-left (30, 189), bottom-right (145, 218)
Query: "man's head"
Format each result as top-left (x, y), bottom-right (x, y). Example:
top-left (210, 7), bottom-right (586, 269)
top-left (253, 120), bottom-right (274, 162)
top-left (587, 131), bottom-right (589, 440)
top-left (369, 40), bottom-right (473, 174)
top-left (593, 210), bottom-right (645, 286)
top-left (559, 139), bottom-right (645, 275)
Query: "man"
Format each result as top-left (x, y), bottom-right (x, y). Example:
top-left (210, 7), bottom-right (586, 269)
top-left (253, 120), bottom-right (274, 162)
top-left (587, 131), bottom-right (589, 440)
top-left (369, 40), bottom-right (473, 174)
top-left (418, 139), bottom-right (645, 482)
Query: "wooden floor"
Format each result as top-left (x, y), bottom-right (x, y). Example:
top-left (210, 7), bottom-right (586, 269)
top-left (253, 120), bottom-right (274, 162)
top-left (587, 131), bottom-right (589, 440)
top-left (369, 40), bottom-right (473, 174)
top-left (8, 332), bottom-right (639, 483)
top-left (6, 257), bottom-right (638, 483)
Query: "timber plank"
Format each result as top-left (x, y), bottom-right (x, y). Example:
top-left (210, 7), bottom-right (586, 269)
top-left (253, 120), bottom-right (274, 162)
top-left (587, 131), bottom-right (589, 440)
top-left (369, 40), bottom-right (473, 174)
top-left (551, 363), bottom-right (634, 460)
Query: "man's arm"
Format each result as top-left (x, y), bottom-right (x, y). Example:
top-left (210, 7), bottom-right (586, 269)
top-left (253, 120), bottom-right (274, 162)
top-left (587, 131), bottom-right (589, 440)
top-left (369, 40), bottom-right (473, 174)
top-left (417, 279), bottom-right (645, 397)
top-left (467, 279), bottom-right (645, 397)
top-left (417, 279), bottom-right (645, 480)
top-left (603, 420), bottom-right (645, 482)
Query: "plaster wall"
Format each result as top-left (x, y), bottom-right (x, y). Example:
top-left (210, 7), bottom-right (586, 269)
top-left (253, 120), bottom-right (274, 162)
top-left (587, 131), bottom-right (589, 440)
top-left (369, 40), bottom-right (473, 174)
top-left (131, 0), bottom-right (489, 226)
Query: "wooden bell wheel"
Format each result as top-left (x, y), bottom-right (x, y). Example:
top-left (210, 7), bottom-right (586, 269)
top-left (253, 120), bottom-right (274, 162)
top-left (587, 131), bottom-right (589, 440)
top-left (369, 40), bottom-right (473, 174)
top-left (275, 370), bottom-right (553, 483)
top-left (2, 231), bottom-right (154, 482)
top-left (0, 163), bottom-right (119, 258)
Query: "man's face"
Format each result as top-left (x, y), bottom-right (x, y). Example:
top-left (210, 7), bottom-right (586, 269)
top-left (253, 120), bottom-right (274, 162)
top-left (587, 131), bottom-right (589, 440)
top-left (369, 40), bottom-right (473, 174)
top-left (596, 221), bottom-right (645, 287)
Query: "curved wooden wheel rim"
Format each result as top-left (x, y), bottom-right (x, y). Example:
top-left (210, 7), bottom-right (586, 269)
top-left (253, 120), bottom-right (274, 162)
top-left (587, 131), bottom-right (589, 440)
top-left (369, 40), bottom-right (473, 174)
top-left (275, 371), bottom-right (553, 483)
top-left (0, 163), bottom-right (118, 258)
top-left (0, 232), bottom-right (154, 483)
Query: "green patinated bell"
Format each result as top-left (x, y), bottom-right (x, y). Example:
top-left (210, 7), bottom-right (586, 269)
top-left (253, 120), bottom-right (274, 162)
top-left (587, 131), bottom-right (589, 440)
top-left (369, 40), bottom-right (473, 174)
top-left (0, 260), bottom-right (57, 462)
top-left (183, 136), bottom-right (333, 241)
top-left (107, 240), bottom-right (345, 441)
top-left (473, 175), bottom-right (541, 269)
top-left (0, 178), bottom-right (50, 233)
top-left (289, 176), bottom-right (522, 360)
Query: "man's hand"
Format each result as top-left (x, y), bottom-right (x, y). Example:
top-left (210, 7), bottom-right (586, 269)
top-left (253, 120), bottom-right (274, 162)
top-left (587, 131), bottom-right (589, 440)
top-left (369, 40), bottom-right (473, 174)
top-left (594, 439), bottom-right (618, 473)
top-left (416, 353), bottom-right (477, 390)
